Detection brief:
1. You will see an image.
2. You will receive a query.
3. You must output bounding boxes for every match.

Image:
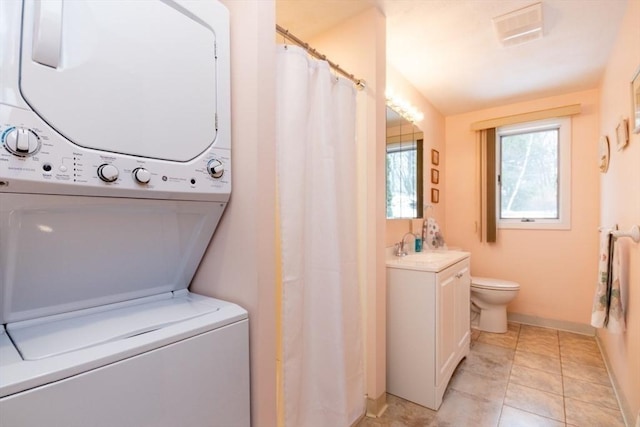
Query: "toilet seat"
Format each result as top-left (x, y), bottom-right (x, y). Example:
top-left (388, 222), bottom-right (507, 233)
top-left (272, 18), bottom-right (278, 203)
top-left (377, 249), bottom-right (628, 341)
top-left (471, 277), bottom-right (520, 291)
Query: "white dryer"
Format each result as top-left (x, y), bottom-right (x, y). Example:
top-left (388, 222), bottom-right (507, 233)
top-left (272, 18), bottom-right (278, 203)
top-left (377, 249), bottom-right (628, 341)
top-left (0, 1), bottom-right (249, 426)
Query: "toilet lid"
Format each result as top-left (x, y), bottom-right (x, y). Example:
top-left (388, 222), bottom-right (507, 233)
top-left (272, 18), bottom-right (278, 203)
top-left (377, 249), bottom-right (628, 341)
top-left (471, 276), bottom-right (520, 290)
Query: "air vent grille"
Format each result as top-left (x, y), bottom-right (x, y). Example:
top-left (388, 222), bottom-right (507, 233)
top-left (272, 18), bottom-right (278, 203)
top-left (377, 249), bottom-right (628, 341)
top-left (493, 2), bottom-right (543, 47)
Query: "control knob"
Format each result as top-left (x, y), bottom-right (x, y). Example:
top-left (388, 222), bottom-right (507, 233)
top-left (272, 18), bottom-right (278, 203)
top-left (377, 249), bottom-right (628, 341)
top-left (207, 159), bottom-right (224, 179)
top-left (97, 163), bottom-right (119, 182)
top-left (132, 167), bottom-right (151, 184)
top-left (3, 127), bottom-right (40, 156)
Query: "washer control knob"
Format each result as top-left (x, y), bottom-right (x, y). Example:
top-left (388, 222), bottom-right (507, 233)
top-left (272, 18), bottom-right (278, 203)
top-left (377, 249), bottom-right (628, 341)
top-left (132, 167), bottom-right (151, 184)
top-left (3, 127), bottom-right (40, 156)
top-left (207, 159), bottom-right (224, 179)
top-left (97, 163), bottom-right (119, 182)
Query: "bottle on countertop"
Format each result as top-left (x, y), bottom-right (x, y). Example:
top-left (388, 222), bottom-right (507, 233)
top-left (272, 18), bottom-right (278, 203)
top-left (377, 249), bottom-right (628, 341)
top-left (414, 234), bottom-right (422, 252)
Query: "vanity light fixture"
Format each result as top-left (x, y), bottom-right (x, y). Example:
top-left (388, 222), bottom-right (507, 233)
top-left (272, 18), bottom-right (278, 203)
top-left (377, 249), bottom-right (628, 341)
top-left (385, 89), bottom-right (424, 123)
top-left (493, 2), bottom-right (543, 47)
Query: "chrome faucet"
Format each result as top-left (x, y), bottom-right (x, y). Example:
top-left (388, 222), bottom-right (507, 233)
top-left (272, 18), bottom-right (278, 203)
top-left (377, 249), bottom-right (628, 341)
top-left (395, 232), bottom-right (415, 257)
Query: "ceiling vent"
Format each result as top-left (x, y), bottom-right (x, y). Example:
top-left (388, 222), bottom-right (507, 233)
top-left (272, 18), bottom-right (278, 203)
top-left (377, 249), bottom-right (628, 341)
top-left (493, 2), bottom-right (543, 47)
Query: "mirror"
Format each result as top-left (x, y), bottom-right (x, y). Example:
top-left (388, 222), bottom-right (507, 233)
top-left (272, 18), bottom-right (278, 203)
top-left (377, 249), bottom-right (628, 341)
top-left (386, 107), bottom-right (424, 219)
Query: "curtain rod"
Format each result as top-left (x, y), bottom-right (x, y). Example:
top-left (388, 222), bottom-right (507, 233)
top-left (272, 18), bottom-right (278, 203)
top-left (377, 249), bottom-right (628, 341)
top-left (276, 24), bottom-right (366, 90)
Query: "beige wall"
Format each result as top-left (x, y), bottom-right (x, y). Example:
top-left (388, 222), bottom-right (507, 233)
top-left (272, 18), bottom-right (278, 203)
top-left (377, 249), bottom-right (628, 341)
top-left (190, 1), bottom-right (277, 425)
top-left (597, 0), bottom-right (640, 422)
top-left (445, 89), bottom-right (601, 326)
top-left (309, 7), bottom-right (388, 411)
top-left (386, 66), bottom-right (446, 247)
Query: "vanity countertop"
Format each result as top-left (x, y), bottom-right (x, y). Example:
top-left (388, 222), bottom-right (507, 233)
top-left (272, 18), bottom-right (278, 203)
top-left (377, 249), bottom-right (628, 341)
top-left (386, 250), bottom-right (470, 273)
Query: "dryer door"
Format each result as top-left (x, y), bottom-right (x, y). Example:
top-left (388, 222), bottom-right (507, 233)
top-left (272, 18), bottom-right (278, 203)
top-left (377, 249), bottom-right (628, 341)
top-left (19, 0), bottom-right (219, 162)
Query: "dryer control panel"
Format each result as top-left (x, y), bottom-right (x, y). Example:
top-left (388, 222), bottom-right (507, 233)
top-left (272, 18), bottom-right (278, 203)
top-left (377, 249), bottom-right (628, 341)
top-left (0, 106), bottom-right (231, 202)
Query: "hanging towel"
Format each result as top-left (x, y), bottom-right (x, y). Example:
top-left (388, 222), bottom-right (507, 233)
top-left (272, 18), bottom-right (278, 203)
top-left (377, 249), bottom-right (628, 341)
top-left (591, 228), bottom-right (626, 333)
top-left (607, 240), bottom-right (626, 333)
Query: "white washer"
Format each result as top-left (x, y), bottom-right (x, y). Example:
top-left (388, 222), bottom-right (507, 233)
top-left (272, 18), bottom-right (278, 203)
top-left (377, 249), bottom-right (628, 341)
top-left (0, 1), bottom-right (249, 426)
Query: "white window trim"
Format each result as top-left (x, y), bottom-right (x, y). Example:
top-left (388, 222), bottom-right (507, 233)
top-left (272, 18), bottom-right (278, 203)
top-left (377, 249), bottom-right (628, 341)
top-left (496, 117), bottom-right (571, 230)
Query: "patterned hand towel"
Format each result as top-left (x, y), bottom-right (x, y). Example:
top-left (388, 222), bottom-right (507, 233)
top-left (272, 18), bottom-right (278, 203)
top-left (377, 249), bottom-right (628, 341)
top-left (590, 229), bottom-right (611, 329)
top-left (591, 228), bottom-right (626, 333)
top-left (607, 239), bottom-right (626, 333)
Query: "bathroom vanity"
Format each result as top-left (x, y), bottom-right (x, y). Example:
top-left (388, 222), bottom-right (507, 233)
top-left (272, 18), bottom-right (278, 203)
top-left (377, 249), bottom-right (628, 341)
top-left (386, 251), bottom-right (470, 410)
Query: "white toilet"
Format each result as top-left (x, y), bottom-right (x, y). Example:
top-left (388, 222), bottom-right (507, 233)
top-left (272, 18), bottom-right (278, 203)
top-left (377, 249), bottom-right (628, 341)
top-left (470, 277), bottom-right (520, 333)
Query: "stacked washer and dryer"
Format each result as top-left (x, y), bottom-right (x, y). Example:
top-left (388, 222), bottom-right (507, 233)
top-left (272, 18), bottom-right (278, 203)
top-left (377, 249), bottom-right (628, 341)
top-left (0, 1), bottom-right (250, 426)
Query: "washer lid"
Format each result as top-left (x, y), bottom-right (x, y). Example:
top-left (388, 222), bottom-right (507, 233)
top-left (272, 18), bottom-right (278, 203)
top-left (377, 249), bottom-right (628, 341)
top-left (19, 0), bottom-right (219, 162)
top-left (6, 291), bottom-right (224, 361)
top-left (471, 277), bottom-right (520, 290)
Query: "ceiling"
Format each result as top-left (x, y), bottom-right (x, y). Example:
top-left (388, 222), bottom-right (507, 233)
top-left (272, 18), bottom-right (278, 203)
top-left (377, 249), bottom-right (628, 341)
top-left (275, 0), bottom-right (628, 115)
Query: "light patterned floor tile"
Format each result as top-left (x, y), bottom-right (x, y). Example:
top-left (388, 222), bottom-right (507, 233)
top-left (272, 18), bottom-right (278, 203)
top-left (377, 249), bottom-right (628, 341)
top-left (450, 365), bottom-right (509, 403)
top-left (514, 350), bottom-right (561, 375)
top-left (509, 364), bottom-right (563, 395)
top-left (519, 325), bottom-right (559, 338)
top-left (356, 394), bottom-right (437, 427)
top-left (558, 331), bottom-right (595, 344)
top-left (561, 349), bottom-right (606, 369)
top-left (561, 359), bottom-right (611, 386)
top-left (478, 329), bottom-right (519, 349)
top-left (504, 383), bottom-right (565, 422)
top-left (464, 341), bottom-right (515, 379)
top-left (518, 333), bottom-right (559, 347)
top-left (565, 397), bottom-right (625, 426)
top-left (558, 332), bottom-right (599, 347)
top-left (517, 339), bottom-right (560, 358)
top-left (563, 377), bottom-right (619, 410)
top-left (499, 405), bottom-right (566, 427)
top-left (429, 388), bottom-right (503, 427)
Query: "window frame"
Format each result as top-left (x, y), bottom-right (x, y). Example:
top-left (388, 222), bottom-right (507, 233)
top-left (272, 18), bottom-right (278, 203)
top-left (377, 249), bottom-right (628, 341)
top-left (496, 117), bottom-right (571, 230)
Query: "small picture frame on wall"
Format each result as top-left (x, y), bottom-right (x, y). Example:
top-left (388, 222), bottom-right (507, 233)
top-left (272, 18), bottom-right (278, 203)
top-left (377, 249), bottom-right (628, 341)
top-left (431, 149), bottom-right (439, 165)
top-left (430, 168), bottom-right (439, 184)
top-left (431, 188), bottom-right (439, 203)
top-left (616, 118), bottom-right (629, 151)
top-left (632, 66), bottom-right (640, 134)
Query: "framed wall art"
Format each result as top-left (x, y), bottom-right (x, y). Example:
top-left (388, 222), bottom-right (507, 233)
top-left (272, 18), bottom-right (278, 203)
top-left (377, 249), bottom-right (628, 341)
top-left (431, 188), bottom-right (439, 203)
top-left (430, 168), bottom-right (439, 184)
top-left (431, 149), bottom-right (439, 165)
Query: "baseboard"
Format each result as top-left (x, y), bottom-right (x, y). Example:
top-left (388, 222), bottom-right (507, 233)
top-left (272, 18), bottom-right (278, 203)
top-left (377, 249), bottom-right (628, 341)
top-left (507, 312), bottom-right (596, 336)
top-left (365, 391), bottom-right (388, 418)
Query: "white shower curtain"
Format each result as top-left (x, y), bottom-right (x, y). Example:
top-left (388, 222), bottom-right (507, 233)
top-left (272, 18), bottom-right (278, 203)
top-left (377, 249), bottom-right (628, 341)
top-left (276, 45), bottom-right (364, 427)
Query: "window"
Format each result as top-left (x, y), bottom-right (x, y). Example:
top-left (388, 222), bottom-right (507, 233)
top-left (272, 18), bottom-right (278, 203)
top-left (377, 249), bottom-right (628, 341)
top-left (496, 118), bottom-right (571, 229)
top-left (386, 139), bottom-right (423, 219)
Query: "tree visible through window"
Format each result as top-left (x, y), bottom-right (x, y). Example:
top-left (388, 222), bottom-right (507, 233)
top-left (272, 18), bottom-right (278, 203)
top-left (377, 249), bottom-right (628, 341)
top-left (386, 140), bottom-right (422, 219)
top-left (500, 128), bottom-right (558, 219)
top-left (496, 118), bottom-right (571, 229)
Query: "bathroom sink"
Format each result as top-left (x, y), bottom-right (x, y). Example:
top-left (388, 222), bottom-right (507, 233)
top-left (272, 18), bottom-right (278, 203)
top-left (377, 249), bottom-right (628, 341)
top-left (386, 250), bottom-right (470, 272)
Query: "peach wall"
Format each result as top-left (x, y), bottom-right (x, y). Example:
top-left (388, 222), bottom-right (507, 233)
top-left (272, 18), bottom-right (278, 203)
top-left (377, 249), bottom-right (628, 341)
top-left (386, 66), bottom-right (446, 247)
top-left (309, 8), bottom-right (388, 410)
top-left (190, 1), bottom-right (277, 426)
top-left (597, 0), bottom-right (640, 422)
top-left (445, 89), bottom-right (601, 325)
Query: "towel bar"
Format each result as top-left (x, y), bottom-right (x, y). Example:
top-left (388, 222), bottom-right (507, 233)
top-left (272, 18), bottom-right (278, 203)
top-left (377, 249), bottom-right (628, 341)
top-left (599, 224), bottom-right (640, 243)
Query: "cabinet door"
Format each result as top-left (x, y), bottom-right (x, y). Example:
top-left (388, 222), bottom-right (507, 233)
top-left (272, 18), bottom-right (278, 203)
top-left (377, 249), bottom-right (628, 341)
top-left (436, 273), bottom-right (456, 385)
top-left (454, 263), bottom-right (471, 351)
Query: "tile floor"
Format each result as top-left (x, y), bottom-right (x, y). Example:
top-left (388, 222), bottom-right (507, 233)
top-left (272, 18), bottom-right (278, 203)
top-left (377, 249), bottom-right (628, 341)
top-left (358, 323), bottom-right (626, 427)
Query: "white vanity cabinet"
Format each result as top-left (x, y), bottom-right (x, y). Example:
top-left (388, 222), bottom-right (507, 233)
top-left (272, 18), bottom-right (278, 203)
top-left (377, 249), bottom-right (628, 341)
top-left (386, 253), bottom-right (470, 410)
